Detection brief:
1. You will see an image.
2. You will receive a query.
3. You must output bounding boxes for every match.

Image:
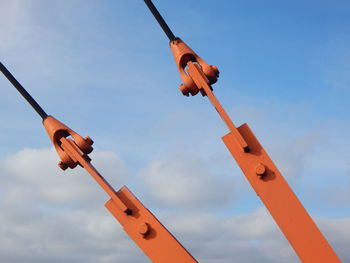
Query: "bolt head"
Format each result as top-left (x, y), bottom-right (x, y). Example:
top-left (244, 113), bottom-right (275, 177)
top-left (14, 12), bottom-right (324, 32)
top-left (210, 65), bottom-right (219, 75)
top-left (179, 83), bottom-right (189, 96)
top-left (138, 222), bottom-right (150, 237)
top-left (58, 161), bottom-right (68, 171)
top-left (255, 163), bottom-right (266, 177)
top-left (84, 136), bottom-right (94, 146)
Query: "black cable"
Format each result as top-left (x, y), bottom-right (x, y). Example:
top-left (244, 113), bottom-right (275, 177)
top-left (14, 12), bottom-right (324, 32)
top-left (0, 62), bottom-right (48, 120)
top-left (144, 0), bottom-right (176, 41)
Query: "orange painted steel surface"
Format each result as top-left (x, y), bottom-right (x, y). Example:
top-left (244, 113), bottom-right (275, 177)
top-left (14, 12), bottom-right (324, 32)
top-left (106, 188), bottom-right (198, 263)
top-left (43, 116), bottom-right (197, 263)
top-left (186, 62), bottom-right (249, 153)
top-left (170, 41), bottom-right (341, 262)
top-left (223, 127), bottom-right (340, 262)
top-left (170, 38), bottom-right (219, 97)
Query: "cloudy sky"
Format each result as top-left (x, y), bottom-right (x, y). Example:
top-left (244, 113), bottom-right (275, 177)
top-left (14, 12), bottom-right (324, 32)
top-left (0, 0), bottom-right (349, 262)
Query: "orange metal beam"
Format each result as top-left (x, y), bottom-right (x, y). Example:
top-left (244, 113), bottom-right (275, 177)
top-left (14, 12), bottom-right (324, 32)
top-left (169, 38), bottom-right (341, 262)
top-left (43, 116), bottom-right (198, 263)
top-left (106, 188), bottom-right (198, 263)
top-left (222, 125), bottom-right (340, 262)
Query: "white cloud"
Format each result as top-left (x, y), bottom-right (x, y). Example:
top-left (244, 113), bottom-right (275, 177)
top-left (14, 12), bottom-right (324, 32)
top-left (0, 1), bottom-right (349, 262)
top-left (160, 208), bottom-right (350, 263)
top-left (138, 154), bottom-right (236, 209)
top-left (0, 148), bottom-right (349, 262)
top-left (0, 148), bottom-right (144, 263)
top-left (1, 148), bottom-right (127, 207)
top-left (269, 130), bottom-right (325, 181)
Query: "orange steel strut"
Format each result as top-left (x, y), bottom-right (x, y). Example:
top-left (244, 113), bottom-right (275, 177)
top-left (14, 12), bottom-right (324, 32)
top-left (182, 60), bottom-right (340, 262)
top-left (144, 1), bottom-right (341, 262)
top-left (0, 62), bottom-right (198, 263)
top-left (43, 116), bottom-right (198, 263)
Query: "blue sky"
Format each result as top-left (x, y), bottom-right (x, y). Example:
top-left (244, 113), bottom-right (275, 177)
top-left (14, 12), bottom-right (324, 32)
top-left (0, 0), bottom-right (349, 262)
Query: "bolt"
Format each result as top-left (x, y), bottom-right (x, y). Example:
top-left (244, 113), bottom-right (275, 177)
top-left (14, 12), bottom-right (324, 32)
top-left (138, 222), bottom-right (150, 237)
top-left (179, 83), bottom-right (189, 96)
top-left (58, 161), bottom-right (68, 171)
top-left (255, 163), bottom-right (266, 178)
top-left (210, 65), bottom-right (219, 75)
top-left (84, 136), bottom-right (94, 146)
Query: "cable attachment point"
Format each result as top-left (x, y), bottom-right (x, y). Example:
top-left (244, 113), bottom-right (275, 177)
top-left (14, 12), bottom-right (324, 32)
top-left (43, 116), bottom-right (93, 170)
top-left (170, 38), bottom-right (219, 96)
